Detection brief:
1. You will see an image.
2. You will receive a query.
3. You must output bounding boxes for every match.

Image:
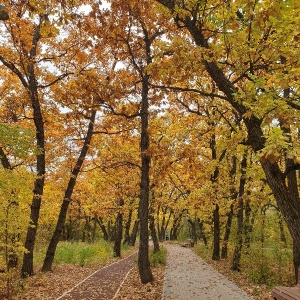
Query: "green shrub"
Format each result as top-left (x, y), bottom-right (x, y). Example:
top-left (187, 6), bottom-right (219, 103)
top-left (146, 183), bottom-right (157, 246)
top-left (52, 240), bottom-right (113, 266)
top-left (149, 247), bottom-right (166, 266)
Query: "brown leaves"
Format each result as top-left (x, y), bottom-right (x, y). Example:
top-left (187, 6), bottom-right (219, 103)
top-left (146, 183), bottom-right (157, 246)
top-left (115, 264), bottom-right (165, 300)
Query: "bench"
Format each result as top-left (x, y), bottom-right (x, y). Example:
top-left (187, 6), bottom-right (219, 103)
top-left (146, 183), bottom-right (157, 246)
top-left (272, 268), bottom-right (300, 300)
top-left (181, 239), bottom-right (194, 247)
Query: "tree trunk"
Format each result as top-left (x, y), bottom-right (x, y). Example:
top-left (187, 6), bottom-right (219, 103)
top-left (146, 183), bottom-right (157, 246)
top-left (212, 204), bottom-right (220, 260)
top-left (82, 216), bottom-right (92, 243)
top-left (149, 208), bottom-right (160, 253)
top-left (210, 134), bottom-right (226, 261)
top-left (21, 37), bottom-right (45, 278)
top-left (97, 217), bottom-right (109, 241)
top-left (42, 110), bottom-right (96, 272)
top-left (75, 204), bottom-right (81, 242)
top-left (260, 159), bottom-right (300, 280)
top-left (92, 216), bottom-right (97, 243)
top-left (164, 210), bottom-right (172, 238)
top-left (108, 220), bottom-right (116, 242)
top-left (170, 212), bottom-right (183, 240)
top-left (221, 203), bottom-right (234, 259)
top-left (0, 16), bottom-right (46, 278)
top-left (197, 218), bottom-right (208, 246)
top-left (113, 199), bottom-right (124, 257)
top-left (123, 210), bottom-right (132, 245)
top-left (129, 220), bottom-right (139, 246)
top-left (187, 218), bottom-right (197, 244)
top-left (244, 199), bottom-right (252, 249)
top-left (278, 213), bottom-right (287, 247)
top-left (138, 72), bottom-right (153, 283)
top-left (231, 153), bottom-right (247, 271)
top-left (158, 207), bottom-right (165, 241)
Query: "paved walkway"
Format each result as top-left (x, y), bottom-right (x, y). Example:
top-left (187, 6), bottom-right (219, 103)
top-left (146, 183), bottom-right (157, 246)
top-left (161, 244), bottom-right (253, 300)
top-left (56, 252), bottom-right (137, 300)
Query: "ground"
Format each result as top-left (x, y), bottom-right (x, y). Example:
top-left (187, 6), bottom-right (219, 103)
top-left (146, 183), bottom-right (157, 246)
top-left (8, 245), bottom-right (274, 300)
top-left (115, 265), bottom-right (164, 300)
top-left (11, 261), bottom-right (164, 300)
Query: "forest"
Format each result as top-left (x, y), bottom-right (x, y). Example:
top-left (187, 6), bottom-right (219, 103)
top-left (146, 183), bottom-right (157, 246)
top-left (0, 0), bottom-right (299, 299)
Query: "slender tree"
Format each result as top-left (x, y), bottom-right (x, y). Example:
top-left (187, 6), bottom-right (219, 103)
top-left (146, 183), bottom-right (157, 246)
top-left (42, 109), bottom-right (96, 271)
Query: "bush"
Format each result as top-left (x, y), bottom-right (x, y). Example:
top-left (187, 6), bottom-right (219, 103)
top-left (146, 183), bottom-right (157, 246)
top-left (149, 247), bottom-right (166, 266)
top-left (53, 240), bottom-right (113, 266)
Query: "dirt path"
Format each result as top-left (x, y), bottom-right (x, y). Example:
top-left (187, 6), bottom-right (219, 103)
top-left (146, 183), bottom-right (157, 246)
top-left (56, 252), bottom-right (137, 300)
top-left (161, 244), bottom-right (253, 300)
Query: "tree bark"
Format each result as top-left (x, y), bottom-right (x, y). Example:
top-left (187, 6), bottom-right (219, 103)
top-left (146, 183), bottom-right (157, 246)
top-left (244, 199), bottom-right (252, 249)
top-left (187, 218), bottom-right (197, 244)
top-left (138, 72), bottom-right (153, 283)
top-left (129, 220), bottom-right (139, 246)
top-left (113, 199), bottom-right (124, 257)
top-left (212, 204), bottom-right (220, 260)
top-left (21, 22), bottom-right (45, 278)
top-left (221, 203), bottom-right (234, 259)
top-left (210, 134), bottom-right (225, 261)
top-left (231, 153), bottom-right (247, 271)
top-left (123, 210), bottom-right (133, 245)
top-left (149, 207), bottom-right (160, 253)
top-left (42, 110), bottom-right (96, 272)
top-left (97, 217), bottom-right (109, 241)
top-left (170, 212), bottom-right (183, 240)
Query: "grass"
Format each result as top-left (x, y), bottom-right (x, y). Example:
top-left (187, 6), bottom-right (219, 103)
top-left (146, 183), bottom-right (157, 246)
top-left (54, 240), bottom-right (113, 266)
top-left (149, 246), bottom-right (167, 266)
top-left (0, 240), bottom-right (137, 299)
top-left (33, 239), bottom-right (127, 267)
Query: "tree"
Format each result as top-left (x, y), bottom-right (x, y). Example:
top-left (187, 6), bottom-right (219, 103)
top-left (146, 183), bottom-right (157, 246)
top-left (155, 0), bottom-right (300, 279)
top-left (42, 109), bottom-right (96, 271)
top-left (90, 0), bottom-right (171, 283)
top-left (0, 0), bottom-right (97, 276)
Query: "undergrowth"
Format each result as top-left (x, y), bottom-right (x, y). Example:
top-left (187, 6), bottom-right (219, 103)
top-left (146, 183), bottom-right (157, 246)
top-left (193, 241), bottom-right (294, 300)
top-left (149, 247), bottom-right (167, 266)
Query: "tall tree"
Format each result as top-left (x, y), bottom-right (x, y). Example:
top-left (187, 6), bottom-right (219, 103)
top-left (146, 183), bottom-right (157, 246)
top-left (155, 0), bottom-right (300, 279)
top-left (0, 1), bottom-right (95, 276)
top-left (42, 109), bottom-right (96, 271)
top-left (91, 0), bottom-right (170, 283)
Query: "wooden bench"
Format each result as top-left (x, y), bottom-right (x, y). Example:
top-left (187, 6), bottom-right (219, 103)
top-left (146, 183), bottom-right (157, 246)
top-left (181, 239), bottom-right (194, 247)
top-left (272, 269), bottom-right (300, 300)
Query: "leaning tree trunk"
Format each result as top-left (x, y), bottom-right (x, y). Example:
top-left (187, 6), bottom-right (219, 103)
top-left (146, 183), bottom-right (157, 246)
top-left (96, 217), bottom-right (109, 241)
top-left (42, 110), bottom-right (96, 272)
top-left (170, 212), bottom-right (183, 240)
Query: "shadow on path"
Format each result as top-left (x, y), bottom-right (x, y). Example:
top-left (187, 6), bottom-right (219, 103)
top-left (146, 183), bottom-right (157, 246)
top-left (162, 244), bottom-right (253, 300)
top-left (56, 252), bottom-right (137, 300)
